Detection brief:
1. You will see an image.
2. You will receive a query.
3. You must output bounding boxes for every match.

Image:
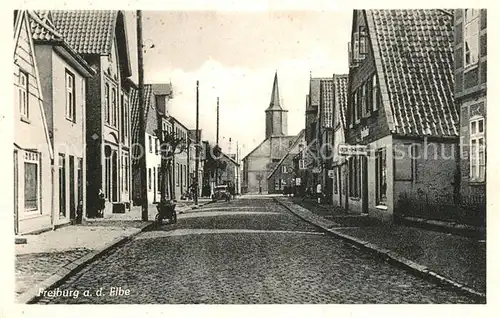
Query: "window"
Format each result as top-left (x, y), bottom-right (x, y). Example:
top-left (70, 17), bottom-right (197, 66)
top-left (65, 70), bottom-right (76, 122)
top-left (470, 116), bottom-right (485, 182)
top-left (149, 136), bottom-right (153, 153)
top-left (120, 94), bottom-right (125, 142)
top-left (125, 155), bottom-right (129, 191)
top-left (361, 83), bottom-right (368, 117)
top-left (148, 168), bottom-right (152, 190)
top-left (375, 148), bottom-right (387, 205)
top-left (176, 163), bottom-right (180, 186)
top-left (184, 165), bottom-right (188, 186)
top-left (124, 98), bottom-right (129, 141)
top-left (282, 165), bottom-right (287, 173)
top-left (359, 26), bottom-right (368, 55)
top-left (104, 83), bottom-right (110, 124)
top-left (372, 74), bottom-right (379, 111)
top-left (19, 70), bottom-right (28, 118)
top-left (464, 9), bottom-right (480, 69)
top-left (157, 165), bottom-right (162, 192)
top-left (155, 138), bottom-right (159, 154)
top-left (111, 87), bottom-right (117, 127)
top-left (59, 154), bottom-right (66, 217)
top-left (24, 151), bottom-right (39, 211)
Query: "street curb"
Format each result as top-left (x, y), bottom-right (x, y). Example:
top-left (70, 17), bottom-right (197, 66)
top-left (274, 197), bottom-right (486, 303)
top-left (17, 222), bottom-right (155, 304)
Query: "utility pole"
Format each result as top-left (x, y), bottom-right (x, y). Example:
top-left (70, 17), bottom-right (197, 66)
top-left (194, 81), bottom-right (200, 205)
top-left (215, 96), bottom-right (219, 185)
top-left (137, 10), bottom-right (148, 221)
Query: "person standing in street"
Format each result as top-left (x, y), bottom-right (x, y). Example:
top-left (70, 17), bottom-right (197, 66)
top-left (316, 183), bottom-right (322, 204)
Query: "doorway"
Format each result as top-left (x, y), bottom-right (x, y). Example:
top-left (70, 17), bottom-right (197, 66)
top-left (362, 156), bottom-right (368, 214)
top-left (112, 150), bottom-right (118, 202)
top-left (69, 155), bottom-right (75, 222)
top-left (14, 150), bottom-right (19, 235)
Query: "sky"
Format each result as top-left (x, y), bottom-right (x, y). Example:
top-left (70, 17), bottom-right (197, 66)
top-left (124, 11), bottom-right (352, 158)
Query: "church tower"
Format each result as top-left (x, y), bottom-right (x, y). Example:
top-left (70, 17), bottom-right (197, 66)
top-left (265, 71), bottom-right (288, 138)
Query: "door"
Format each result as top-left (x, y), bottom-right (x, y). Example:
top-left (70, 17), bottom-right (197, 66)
top-left (112, 151), bottom-right (118, 202)
top-left (362, 156), bottom-right (368, 214)
top-left (14, 150), bottom-right (19, 235)
top-left (69, 156), bottom-right (75, 221)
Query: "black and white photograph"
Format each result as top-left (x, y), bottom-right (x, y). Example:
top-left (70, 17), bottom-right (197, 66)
top-left (7, 2), bottom-right (491, 309)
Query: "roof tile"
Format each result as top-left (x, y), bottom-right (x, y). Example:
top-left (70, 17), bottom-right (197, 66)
top-left (367, 9), bottom-right (457, 137)
top-left (50, 10), bottom-right (117, 55)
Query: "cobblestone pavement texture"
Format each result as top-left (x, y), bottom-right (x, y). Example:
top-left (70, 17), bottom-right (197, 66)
top-left (16, 248), bottom-right (91, 296)
top-left (15, 223), bottom-right (145, 297)
top-left (285, 197), bottom-right (486, 294)
top-left (36, 196), bottom-right (478, 304)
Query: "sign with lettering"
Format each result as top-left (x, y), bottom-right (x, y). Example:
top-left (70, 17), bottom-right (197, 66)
top-left (338, 144), bottom-right (368, 156)
top-left (361, 127), bottom-right (370, 139)
top-left (327, 170), bottom-right (335, 178)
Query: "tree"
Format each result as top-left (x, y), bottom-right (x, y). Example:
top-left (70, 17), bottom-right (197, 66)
top-left (154, 127), bottom-right (186, 201)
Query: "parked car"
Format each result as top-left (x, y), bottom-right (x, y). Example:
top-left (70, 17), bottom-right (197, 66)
top-left (212, 185), bottom-right (230, 202)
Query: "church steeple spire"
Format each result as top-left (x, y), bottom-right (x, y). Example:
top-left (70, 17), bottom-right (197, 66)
top-left (265, 71), bottom-right (288, 138)
top-left (266, 70), bottom-right (282, 111)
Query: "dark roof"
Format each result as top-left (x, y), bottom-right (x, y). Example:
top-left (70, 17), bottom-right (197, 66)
top-left (267, 129), bottom-right (305, 179)
top-left (50, 10), bottom-right (132, 77)
top-left (367, 9), bottom-right (457, 137)
top-left (333, 74), bottom-right (348, 130)
top-left (151, 83), bottom-right (173, 96)
top-left (29, 10), bottom-right (62, 42)
top-left (28, 11), bottom-right (95, 77)
top-left (320, 79), bottom-right (334, 129)
top-left (222, 152), bottom-right (240, 167)
top-left (266, 71), bottom-right (284, 111)
top-left (130, 84), bottom-right (154, 160)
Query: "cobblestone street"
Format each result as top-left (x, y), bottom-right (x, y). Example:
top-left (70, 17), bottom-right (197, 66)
top-left (36, 196), bottom-right (477, 304)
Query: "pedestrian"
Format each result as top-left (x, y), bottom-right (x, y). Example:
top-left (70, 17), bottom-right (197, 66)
top-left (97, 188), bottom-right (105, 218)
top-left (316, 183), bottom-right (322, 204)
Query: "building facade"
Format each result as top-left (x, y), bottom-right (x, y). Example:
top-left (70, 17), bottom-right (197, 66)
top-left (171, 117), bottom-right (190, 200)
top-left (345, 10), bottom-right (458, 222)
top-left (331, 74), bottom-right (349, 209)
top-left (267, 130), bottom-right (305, 194)
top-left (242, 72), bottom-right (296, 194)
top-left (454, 9), bottom-right (487, 200)
top-left (51, 10), bottom-right (133, 217)
top-left (13, 11), bottom-right (54, 234)
top-left (30, 11), bottom-right (95, 226)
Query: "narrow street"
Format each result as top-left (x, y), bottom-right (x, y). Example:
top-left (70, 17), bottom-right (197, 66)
top-left (36, 196), bottom-right (475, 304)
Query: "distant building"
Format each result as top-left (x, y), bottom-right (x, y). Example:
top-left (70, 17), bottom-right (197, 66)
top-left (267, 130), bottom-right (305, 194)
top-left (330, 74), bottom-right (349, 209)
top-left (242, 72), bottom-right (296, 194)
top-left (454, 9), bottom-right (487, 200)
top-left (345, 9), bottom-right (458, 221)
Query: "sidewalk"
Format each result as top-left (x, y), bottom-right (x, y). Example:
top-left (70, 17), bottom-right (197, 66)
top-left (15, 197), bottom-right (213, 303)
top-left (92, 198), bottom-right (214, 222)
top-left (275, 197), bottom-right (486, 301)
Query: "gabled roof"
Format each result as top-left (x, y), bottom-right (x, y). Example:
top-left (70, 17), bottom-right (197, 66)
top-left (320, 79), bottom-right (334, 129)
top-left (50, 10), bottom-right (132, 77)
top-left (333, 74), bottom-right (348, 130)
top-left (28, 11), bottom-right (95, 77)
top-left (366, 9), bottom-right (457, 137)
top-left (130, 84), bottom-right (154, 158)
top-left (221, 152), bottom-right (240, 167)
top-left (267, 129), bottom-right (305, 179)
